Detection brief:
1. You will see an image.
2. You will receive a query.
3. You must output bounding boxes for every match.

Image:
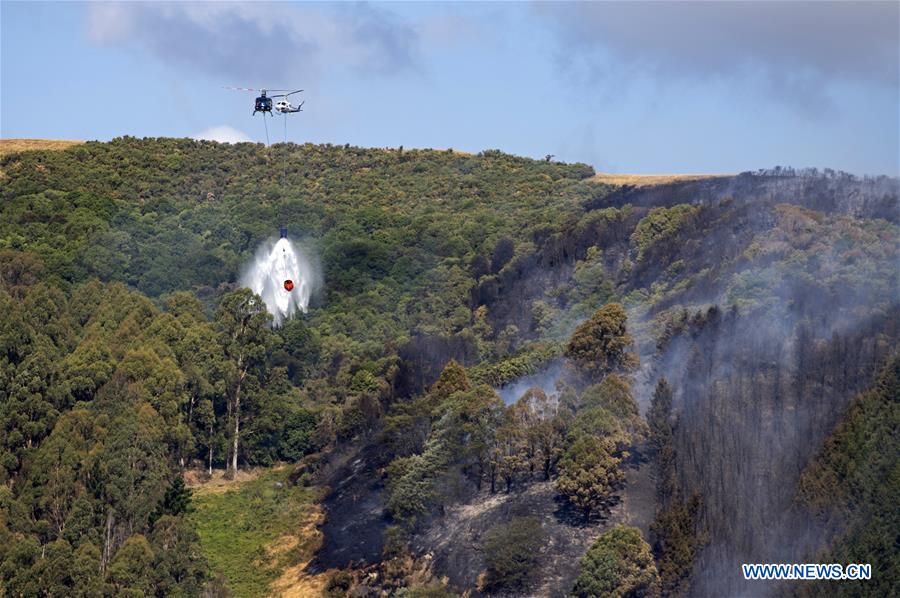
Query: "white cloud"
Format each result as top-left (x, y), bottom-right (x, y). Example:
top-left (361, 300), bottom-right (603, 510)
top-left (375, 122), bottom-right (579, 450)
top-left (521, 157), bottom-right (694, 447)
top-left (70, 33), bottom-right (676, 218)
top-left (536, 2), bottom-right (899, 114)
top-left (84, 2), bottom-right (419, 83)
top-left (192, 125), bottom-right (252, 144)
top-left (86, 3), bottom-right (134, 44)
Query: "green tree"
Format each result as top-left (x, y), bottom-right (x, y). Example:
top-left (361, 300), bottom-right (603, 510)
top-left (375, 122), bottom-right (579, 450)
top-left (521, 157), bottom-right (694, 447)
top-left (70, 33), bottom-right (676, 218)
top-left (567, 406), bottom-right (630, 451)
top-left (647, 378), bottom-right (673, 459)
top-left (651, 494), bottom-right (703, 596)
top-left (32, 538), bottom-right (75, 597)
top-left (215, 289), bottom-right (273, 473)
top-left (150, 476), bottom-right (192, 525)
top-left (491, 409), bottom-right (528, 493)
top-left (0, 535), bottom-right (42, 596)
top-left (448, 385), bottom-right (504, 490)
top-left (427, 359), bottom-right (471, 411)
top-left (565, 303), bottom-right (638, 380)
top-left (107, 534), bottom-right (155, 596)
top-left (26, 408), bottom-right (107, 541)
top-left (482, 517), bottom-right (544, 591)
top-left (572, 525), bottom-right (660, 597)
top-left (100, 402), bottom-right (168, 571)
top-left (515, 387), bottom-right (568, 480)
top-left (149, 515), bottom-right (209, 596)
top-left (556, 435), bottom-right (622, 521)
top-left (168, 312), bottom-right (227, 469)
top-left (71, 542), bottom-right (105, 597)
top-left (795, 357), bottom-right (900, 597)
top-left (581, 375), bottom-right (645, 442)
top-left (274, 317), bottom-right (321, 384)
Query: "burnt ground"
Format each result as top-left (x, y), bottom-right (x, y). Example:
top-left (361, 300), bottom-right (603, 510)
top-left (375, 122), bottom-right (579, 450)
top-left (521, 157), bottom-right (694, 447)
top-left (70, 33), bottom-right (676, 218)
top-left (306, 441), bottom-right (389, 572)
top-left (307, 438), bottom-right (658, 595)
top-left (416, 459), bottom-right (657, 597)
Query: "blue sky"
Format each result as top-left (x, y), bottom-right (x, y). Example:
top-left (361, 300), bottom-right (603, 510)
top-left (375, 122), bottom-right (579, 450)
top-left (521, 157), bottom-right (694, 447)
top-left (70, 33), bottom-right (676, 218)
top-left (2, 1), bottom-right (898, 175)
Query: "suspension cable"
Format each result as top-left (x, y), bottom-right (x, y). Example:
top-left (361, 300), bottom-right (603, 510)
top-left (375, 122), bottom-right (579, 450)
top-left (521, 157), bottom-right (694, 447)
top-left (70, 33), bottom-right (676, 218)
top-left (282, 113), bottom-right (288, 189)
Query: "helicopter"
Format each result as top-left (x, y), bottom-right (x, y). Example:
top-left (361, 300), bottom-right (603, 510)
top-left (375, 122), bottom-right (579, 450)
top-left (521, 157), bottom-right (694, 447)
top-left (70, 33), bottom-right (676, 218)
top-left (275, 97), bottom-right (304, 114)
top-left (225, 87), bottom-right (304, 116)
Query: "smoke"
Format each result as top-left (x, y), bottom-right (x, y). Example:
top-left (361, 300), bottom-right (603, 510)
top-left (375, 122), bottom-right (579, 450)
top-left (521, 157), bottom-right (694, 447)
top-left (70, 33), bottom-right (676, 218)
top-left (496, 360), bottom-right (564, 405)
top-left (240, 235), bottom-right (321, 327)
top-left (472, 172), bottom-right (896, 596)
top-left (640, 296), bottom-right (898, 596)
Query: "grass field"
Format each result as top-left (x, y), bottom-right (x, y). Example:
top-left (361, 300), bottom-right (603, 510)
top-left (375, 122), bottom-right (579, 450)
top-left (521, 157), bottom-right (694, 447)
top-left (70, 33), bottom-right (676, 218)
top-left (0, 138), bottom-right (84, 158)
top-left (590, 172), bottom-right (727, 187)
top-left (189, 467), bottom-right (326, 597)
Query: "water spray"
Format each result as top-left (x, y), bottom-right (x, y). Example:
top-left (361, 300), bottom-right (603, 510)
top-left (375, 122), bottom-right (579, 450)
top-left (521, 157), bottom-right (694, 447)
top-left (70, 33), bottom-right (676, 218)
top-left (240, 230), bottom-right (319, 327)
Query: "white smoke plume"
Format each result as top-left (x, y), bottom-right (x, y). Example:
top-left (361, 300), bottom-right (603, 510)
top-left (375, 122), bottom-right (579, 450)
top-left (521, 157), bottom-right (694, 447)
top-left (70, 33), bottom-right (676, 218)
top-left (240, 236), bottom-right (320, 327)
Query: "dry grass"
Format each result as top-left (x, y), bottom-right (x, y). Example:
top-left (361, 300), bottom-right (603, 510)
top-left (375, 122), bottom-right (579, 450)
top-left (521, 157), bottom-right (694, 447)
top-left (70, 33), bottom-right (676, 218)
top-left (590, 172), bottom-right (728, 187)
top-left (0, 138), bottom-right (84, 158)
top-left (269, 507), bottom-right (333, 597)
top-left (184, 466), bottom-right (273, 496)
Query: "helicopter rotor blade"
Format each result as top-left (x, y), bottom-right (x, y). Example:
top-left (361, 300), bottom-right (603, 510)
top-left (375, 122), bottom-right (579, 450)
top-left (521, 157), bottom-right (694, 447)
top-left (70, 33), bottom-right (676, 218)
top-left (270, 90), bottom-right (303, 98)
top-left (224, 86), bottom-right (296, 94)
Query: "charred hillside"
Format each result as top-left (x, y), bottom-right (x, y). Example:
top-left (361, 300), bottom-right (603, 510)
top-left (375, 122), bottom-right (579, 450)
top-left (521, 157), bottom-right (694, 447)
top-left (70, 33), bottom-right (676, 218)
top-left (469, 171), bottom-right (897, 353)
top-left (653, 306), bottom-right (898, 596)
top-left (587, 169), bottom-right (899, 222)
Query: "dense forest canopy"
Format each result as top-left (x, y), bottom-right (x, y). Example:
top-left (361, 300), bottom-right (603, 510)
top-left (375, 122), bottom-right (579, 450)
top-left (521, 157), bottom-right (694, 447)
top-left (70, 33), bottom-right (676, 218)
top-left (1, 138), bottom-right (897, 596)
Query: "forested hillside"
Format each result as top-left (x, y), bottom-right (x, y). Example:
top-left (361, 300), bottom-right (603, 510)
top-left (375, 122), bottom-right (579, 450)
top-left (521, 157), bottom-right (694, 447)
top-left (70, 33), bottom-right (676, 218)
top-left (1, 138), bottom-right (896, 596)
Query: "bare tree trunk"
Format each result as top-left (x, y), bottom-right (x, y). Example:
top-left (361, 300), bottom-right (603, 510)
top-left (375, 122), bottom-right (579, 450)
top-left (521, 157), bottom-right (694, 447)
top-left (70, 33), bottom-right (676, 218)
top-left (101, 508), bottom-right (114, 573)
top-left (208, 421), bottom-right (214, 476)
top-left (229, 352), bottom-right (246, 473)
top-left (225, 393), bottom-right (233, 472)
top-left (231, 386), bottom-right (241, 472)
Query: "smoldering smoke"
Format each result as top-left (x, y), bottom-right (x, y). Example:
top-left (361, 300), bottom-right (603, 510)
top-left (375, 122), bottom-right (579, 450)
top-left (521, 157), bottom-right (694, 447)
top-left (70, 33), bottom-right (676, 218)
top-left (497, 361), bottom-right (565, 405)
top-left (240, 236), bottom-right (320, 327)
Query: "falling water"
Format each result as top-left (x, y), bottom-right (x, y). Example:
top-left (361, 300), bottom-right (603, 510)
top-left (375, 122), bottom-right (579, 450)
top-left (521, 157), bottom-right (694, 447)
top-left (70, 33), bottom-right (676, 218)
top-left (240, 235), bottom-right (318, 326)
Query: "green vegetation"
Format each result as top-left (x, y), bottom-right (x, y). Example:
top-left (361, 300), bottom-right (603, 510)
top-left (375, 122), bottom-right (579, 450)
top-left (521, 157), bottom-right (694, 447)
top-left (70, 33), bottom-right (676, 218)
top-left (794, 357), bottom-right (900, 597)
top-left (565, 303), bottom-right (638, 381)
top-left (1, 138), bottom-right (896, 595)
top-left (467, 341), bottom-right (562, 387)
top-left (0, 277), bottom-right (319, 595)
top-left (482, 517), bottom-right (545, 591)
top-left (189, 468), bottom-right (322, 597)
top-left (385, 304), bottom-right (641, 529)
top-left (384, 362), bottom-right (484, 527)
top-left (556, 435), bottom-right (623, 522)
top-left (572, 525), bottom-right (660, 598)
top-left (647, 376), bottom-right (706, 596)
top-left (630, 204), bottom-right (698, 263)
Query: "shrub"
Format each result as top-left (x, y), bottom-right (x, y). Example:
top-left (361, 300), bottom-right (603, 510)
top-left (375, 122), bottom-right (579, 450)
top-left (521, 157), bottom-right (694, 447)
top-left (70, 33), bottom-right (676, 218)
top-left (482, 517), bottom-right (545, 591)
top-left (572, 525), bottom-right (660, 597)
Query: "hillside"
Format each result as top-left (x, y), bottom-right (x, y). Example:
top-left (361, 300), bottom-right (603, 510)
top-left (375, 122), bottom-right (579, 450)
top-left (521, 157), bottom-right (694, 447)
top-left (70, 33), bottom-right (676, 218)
top-left (0, 138), bottom-right (897, 596)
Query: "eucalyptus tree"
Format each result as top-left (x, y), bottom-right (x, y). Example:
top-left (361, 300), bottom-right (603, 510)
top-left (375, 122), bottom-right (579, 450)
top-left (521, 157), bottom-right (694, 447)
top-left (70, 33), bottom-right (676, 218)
top-left (215, 289), bottom-right (273, 473)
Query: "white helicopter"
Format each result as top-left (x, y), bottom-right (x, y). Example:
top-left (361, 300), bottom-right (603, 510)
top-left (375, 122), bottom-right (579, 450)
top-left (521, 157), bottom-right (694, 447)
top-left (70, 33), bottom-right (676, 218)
top-left (275, 93), bottom-right (304, 114)
top-left (225, 87), bottom-right (304, 116)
